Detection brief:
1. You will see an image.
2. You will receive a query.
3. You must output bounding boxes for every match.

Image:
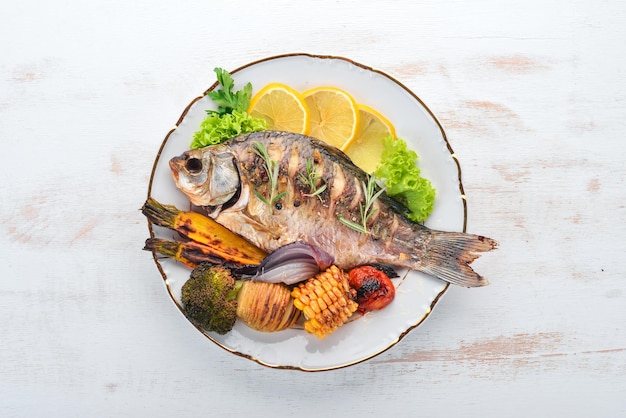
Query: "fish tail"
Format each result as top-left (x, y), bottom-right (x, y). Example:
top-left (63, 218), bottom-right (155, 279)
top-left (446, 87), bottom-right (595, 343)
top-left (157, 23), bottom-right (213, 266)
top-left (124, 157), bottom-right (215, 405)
top-left (418, 231), bottom-right (498, 287)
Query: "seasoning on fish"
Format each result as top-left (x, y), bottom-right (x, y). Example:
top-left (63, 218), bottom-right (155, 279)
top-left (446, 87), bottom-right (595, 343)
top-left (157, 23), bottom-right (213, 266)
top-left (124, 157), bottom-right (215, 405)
top-left (169, 130), bottom-right (497, 287)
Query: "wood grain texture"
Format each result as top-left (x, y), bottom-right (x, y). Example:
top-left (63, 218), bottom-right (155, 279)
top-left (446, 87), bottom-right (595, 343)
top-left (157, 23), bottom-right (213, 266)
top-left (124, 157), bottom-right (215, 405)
top-left (1, 0), bottom-right (625, 417)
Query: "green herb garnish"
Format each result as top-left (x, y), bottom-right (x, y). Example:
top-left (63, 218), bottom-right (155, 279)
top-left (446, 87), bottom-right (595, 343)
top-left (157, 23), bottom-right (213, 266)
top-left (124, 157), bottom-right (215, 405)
top-left (374, 135), bottom-right (435, 222)
top-left (251, 142), bottom-right (286, 207)
top-left (190, 68), bottom-right (267, 149)
top-left (299, 158), bottom-right (327, 201)
top-left (207, 68), bottom-right (253, 115)
top-left (338, 175), bottom-right (385, 234)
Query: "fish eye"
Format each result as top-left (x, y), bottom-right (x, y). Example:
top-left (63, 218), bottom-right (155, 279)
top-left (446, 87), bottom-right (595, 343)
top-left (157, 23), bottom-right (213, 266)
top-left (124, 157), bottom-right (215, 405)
top-left (185, 158), bottom-right (203, 174)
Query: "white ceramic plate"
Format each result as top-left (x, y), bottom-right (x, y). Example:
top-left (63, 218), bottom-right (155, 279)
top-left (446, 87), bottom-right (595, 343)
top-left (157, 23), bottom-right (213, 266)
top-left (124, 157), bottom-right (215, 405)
top-left (147, 53), bottom-right (466, 371)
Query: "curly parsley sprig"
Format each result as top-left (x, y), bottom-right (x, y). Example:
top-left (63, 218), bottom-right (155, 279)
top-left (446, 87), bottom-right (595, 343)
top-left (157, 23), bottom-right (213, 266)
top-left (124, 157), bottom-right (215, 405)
top-left (190, 68), bottom-right (267, 149)
top-left (207, 68), bottom-right (252, 115)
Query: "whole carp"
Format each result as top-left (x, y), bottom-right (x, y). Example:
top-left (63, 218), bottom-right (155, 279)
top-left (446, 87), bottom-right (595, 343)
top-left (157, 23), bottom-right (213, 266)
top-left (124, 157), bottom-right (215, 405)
top-left (169, 131), bottom-right (497, 287)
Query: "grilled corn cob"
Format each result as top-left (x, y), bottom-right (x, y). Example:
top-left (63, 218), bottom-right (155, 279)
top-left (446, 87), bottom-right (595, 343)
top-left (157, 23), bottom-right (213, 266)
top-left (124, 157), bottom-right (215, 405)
top-left (291, 265), bottom-right (358, 338)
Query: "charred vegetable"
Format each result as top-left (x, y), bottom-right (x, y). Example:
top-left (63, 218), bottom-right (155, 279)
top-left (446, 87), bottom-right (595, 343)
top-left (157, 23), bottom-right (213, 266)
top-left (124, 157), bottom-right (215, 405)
top-left (232, 242), bottom-right (334, 285)
top-left (181, 263), bottom-right (299, 335)
top-left (236, 281), bottom-right (300, 332)
top-left (291, 266), bottom-right (359, 338)
top-left (144, 238), bottom-right (238, 269)
top-left (348, 265), bottom-right (396, 313)
top-left (142, 198), bottom-right (267, 265)
top-left (182, 265), bottom-right (240, 334)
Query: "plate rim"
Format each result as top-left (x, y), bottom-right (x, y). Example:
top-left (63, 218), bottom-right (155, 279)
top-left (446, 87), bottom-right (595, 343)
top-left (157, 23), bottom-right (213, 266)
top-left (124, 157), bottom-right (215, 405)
top-left (145, 52), bottom-right (467, 371)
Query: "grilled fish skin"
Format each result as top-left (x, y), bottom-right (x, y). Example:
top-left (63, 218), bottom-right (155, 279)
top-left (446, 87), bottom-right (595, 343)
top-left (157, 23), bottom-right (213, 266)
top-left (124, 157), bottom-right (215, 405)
top-left (169, 130), bottom-right (497, 287)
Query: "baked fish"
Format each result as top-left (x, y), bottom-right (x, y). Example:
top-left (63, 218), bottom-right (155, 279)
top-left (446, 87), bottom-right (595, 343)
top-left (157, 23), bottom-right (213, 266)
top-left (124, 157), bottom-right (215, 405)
top-left (169, 131), bottom-right (497, 287)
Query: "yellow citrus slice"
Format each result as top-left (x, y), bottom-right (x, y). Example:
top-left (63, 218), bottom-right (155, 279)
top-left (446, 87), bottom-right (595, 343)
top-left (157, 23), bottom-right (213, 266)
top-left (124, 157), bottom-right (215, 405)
top-left (248, 83), bottom-right (309, 134)
top-left (344, 104), bottom-right (396, 173)
top-left (302, 86), bottom-right (360, 150)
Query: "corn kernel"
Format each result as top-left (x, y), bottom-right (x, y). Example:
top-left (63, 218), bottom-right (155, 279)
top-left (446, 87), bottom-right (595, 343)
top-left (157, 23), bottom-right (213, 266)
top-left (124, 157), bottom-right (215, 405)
top-left (290, 265), bottom-right (358, 338)
top-left (309, 299), bottom-right (321, 313)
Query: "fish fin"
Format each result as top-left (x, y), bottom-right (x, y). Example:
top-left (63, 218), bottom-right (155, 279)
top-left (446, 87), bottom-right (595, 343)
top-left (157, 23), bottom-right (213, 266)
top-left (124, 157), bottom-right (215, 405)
top-left (419, 231), bottom-right (497, 287)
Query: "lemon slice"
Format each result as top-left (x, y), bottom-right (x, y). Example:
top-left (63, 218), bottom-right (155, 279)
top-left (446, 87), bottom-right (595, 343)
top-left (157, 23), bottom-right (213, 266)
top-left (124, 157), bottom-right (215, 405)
top-left (302, 86), bottom-right (360, 150)
top-left (344, 104), bottom-right (396, 173)
top-left (248, 83), bottom-right (310, 134)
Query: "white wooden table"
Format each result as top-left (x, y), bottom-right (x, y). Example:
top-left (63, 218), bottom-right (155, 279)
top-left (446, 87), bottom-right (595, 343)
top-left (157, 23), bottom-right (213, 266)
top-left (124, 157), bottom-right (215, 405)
top-left (1, 1), bottom-right (624, 416)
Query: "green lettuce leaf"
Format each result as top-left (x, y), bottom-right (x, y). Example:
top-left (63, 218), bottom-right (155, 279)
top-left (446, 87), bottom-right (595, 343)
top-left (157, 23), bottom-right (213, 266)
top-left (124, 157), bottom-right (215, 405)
top-left (190, 110), bottom-right (267, 149)
top-left (374, 135), bottom-right (436, 222)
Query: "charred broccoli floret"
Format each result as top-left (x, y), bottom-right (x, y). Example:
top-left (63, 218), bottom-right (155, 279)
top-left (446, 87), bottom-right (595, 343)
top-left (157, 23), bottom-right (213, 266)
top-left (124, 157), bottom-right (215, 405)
top-left (181, 264), bottom-right (243, 335)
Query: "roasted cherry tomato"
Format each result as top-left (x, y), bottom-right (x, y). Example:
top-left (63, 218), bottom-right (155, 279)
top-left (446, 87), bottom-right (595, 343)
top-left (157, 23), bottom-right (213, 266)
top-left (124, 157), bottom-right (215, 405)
top-left (348, 265), bottom-right (395, 313)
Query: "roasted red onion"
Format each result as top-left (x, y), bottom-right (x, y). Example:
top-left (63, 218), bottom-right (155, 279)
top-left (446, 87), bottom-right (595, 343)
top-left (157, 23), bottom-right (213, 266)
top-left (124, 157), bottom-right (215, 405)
top-left (232, 242), bottom-right (334, 285)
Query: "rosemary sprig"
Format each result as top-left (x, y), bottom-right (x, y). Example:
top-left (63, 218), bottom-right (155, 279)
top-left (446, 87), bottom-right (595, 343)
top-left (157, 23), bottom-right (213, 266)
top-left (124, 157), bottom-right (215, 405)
top-left (252, 141), bottom-right (286, 207)
top-left (337, 175), bottom-right (385, 234)
top-left (299, 158), bottom-right (327, 201)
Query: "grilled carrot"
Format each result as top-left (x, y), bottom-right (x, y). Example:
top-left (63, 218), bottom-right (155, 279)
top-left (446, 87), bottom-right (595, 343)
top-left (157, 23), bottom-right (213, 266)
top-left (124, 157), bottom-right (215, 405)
top-left (142, 198), bottom-right (267, 265)
top-left (144, 238), bottom-right (232, 268)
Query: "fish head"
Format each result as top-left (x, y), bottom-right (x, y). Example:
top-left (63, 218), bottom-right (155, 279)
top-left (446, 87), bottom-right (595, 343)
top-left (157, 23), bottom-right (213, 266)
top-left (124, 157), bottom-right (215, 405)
top-left (169, 148), bottom-right (240, 207)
